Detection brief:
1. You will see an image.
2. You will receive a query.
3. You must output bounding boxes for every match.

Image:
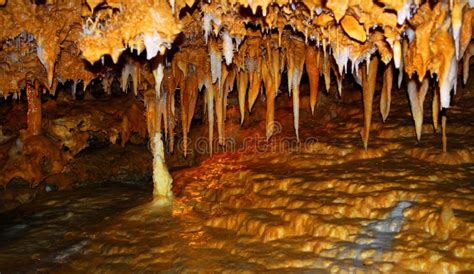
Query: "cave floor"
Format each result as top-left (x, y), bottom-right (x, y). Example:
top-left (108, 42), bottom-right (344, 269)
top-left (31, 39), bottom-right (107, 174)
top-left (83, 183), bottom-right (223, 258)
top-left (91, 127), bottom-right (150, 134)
top-left (0, 79), bottom-right (474, 272)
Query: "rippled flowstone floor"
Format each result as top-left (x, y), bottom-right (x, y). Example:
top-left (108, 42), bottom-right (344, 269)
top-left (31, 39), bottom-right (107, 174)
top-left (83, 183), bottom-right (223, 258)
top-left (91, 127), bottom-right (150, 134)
top-left (0, 146), bottom-right (473, 272)
top-left (1, 85), bottom-right (474, 272)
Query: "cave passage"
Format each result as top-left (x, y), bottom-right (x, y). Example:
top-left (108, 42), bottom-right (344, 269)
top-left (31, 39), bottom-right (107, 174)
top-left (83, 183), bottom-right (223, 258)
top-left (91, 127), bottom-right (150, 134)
top-left (1, 0), bottom-right (474, 272)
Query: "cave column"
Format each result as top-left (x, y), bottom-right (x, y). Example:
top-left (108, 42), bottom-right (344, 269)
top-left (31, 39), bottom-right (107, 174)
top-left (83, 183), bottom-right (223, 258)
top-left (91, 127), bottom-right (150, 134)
top-left (26, 82), bottom-right (42, 137)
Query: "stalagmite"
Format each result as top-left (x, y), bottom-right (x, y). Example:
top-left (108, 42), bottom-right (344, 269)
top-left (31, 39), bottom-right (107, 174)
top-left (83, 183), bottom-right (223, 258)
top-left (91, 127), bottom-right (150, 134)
top-left (26, 83), bottom-right (42, 137)
top-left (151, 133), bottom-right (173, 198)
top-left (237, 71), bottom-right (248, 125)
top-left (305, 45), bottom-right (320, 115)
top-left (360, 55), bottom-right (379, 150)
top-left (380, 63), bottom-right (393, 122)
top-left (407, 78), bottom-right (429, 142)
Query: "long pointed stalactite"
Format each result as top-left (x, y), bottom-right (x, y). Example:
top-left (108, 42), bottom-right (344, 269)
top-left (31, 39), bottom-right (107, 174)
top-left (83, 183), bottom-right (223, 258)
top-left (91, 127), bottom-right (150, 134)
top-left (380, 62), bottom-right (393, 123)
top-left (432, 88), bottom-right (440, 132)
top-left (407, 78), bottom-right (429, 142)
top-left (286, 38), bottom-right (306, 141)
top-left (360, 55), bottom-right (379, 151)
top-left (262, 38), bottom-right (282, 140)
top-left (206, 77), bottom-right (215, 156)
top-left (305, 45), bottom-right (320, 115)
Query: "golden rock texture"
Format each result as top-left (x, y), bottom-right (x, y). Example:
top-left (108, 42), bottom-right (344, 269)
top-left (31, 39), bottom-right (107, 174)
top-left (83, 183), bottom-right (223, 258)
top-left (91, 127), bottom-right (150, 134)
top-left (0, 1), bottom-right (473, 194)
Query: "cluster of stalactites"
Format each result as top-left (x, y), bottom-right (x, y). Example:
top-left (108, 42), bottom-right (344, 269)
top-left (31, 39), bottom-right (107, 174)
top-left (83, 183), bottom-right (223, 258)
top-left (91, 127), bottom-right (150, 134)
top-left (0, 0), bottom-right (473, 155)
top-left (77, 0), bottom-right (472, 153)
top-left (197, 0), bottom-right (473, 108)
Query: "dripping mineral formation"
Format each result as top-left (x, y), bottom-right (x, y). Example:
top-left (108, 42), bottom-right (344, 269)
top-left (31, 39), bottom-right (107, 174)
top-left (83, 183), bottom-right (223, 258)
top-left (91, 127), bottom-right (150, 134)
top-left (0, 0), bottom-right (473, 272)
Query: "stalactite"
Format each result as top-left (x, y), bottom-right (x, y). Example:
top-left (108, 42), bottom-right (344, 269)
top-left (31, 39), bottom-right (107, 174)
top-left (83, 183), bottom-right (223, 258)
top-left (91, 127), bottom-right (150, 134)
top-left (442, 114), bottom-right (447, 153)
top-left (175, 62), bottom-right (198, 157)
top-left (153, 58), bottom-right (165, 98)
top-left (223, 67), bottom-right (235, 124)
top-left (432, 88), bottom-right (440, 132)
top-left (131, 63), bottom-right (139, 96)
top-left (263, 67), bottom-right (275, 140)
top-left (248, 67), bottom-right (262, 112)
top-left (360, 55), bottom-right (379, 150)
top-left (26, 83), bottom-right (42, 137)
top-left (398, 39), bottom-right (408, 88)
top-left (262, 41), bottom-right (277, 140)
top-left (322, 52), bottom-right (331, 93)
top-left (332, 63), bottom-right (343, 97)
top-left (163, 67), bottom-right (178, 153)
top-left (222, 32), bottom-right (234, 66)
top-left (156, 90), bottom-right (167, 137)
top-left (305, 45), bottom-right (320, 115)
top-left (72, 80), bottom-right (77, 100)
top-left (237, 71), bottom-right (248, 125)
top-left (209, 39), bottom-right (222, 85)
top-left (393, 40), bottom-right (401, 69)
top-left (463, 43), bottom-right (474, 85)
top-left (431, 22), bottom-right (457, 109)
top-left (451, 1), bottom-right (466, 60)
top-left (36, 37), bottom-right (56, 88)
top-left (287, 38), bottom-right (305, 141)
top-left (102, 76), bottom-right (112, 95)
top-left (145, 93), bottom-right (157, 141)
top-left (121, 63), bottom-right (132, 93)
top-left (215, 66), bottom-right (229, 145)
top-left (407, 77), bottom-right (429, 142)
top-left (459, 9), bottom-right (473, 61)
top-left (205, 77), bottom-right (215, 155)
top-left (380, 63), bottom-right (393, 122)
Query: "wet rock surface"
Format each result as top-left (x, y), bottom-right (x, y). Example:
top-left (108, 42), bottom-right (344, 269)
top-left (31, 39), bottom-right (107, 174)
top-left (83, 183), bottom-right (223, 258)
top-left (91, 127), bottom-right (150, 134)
top-left (0, 78), bottom-right (472, 272)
